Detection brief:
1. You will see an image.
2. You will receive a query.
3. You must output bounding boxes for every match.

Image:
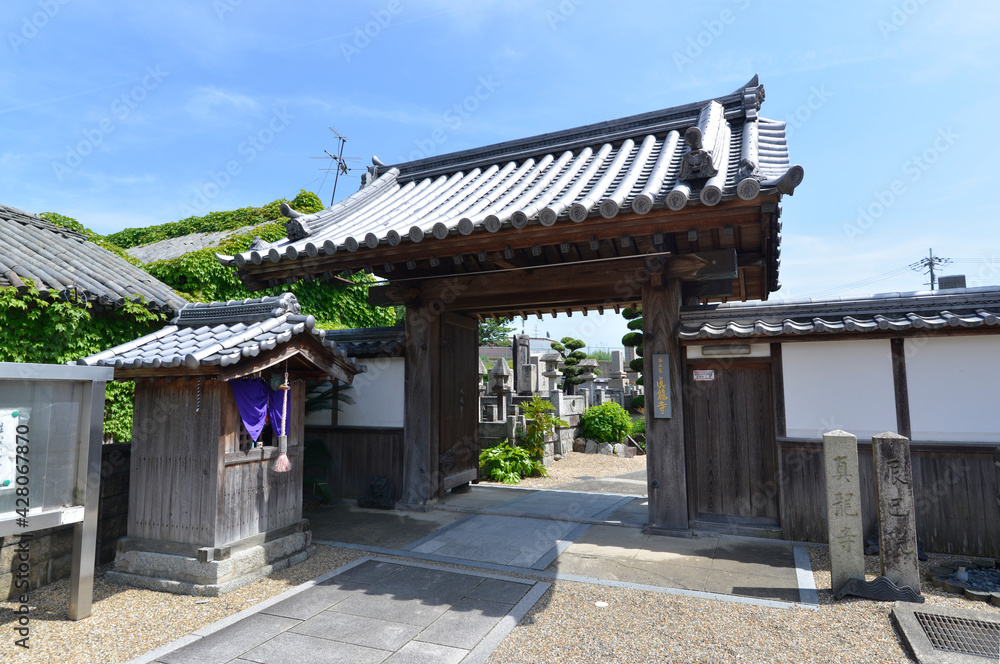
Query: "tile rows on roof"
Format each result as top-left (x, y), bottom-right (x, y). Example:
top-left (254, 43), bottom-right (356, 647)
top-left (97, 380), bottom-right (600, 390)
top-left (0, 203), bottom-right (186, 313)
top-left (679, 287), bottom-right (1000, 340)
top-left (75, 294), bottom-right (362, 372)
top-left (321, 325), bottom-right (405, 358)
top-left (219, 76), bottom-right (803, 272)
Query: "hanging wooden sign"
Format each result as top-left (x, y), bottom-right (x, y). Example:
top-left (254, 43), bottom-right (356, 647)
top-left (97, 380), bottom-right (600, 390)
top-left (653, 354), bottom-right (671, 419)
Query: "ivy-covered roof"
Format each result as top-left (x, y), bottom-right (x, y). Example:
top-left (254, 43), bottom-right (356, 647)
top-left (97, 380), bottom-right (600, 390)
top-left (0, 203), bottom-right (186, 313)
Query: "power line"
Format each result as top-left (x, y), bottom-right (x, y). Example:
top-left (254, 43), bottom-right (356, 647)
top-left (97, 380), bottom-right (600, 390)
top-left (909, 247), bottom-right (952, 290)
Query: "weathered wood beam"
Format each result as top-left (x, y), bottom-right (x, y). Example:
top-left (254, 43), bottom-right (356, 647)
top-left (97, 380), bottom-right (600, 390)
top-left (234, 197), bottom-right (774, 289)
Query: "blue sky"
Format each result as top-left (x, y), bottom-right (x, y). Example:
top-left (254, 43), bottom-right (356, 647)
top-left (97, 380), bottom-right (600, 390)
top-left (2, 1), bottom-right (999, 348)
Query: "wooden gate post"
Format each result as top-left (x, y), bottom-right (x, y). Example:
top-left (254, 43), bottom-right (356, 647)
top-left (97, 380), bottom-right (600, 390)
top-left (402, 303), bottom-right (440, 507)
top-left (643, 277), bottom-right (690, 535)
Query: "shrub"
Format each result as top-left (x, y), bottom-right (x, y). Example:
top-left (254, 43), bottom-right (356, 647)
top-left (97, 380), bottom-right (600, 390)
top-left (629, 395), bottom-right (645, 410)
top-left (518, 396), bottom-right (567, 460)
top-left (580, 402), bottom-right (633, 443)
top-left (479, 440), bottom-right (548, 484)
top-left (630, 415), bottom-right (645, 436)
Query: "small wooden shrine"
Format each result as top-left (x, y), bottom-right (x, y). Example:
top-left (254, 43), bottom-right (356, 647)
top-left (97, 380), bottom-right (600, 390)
top-left (76, 293), bottom-right (362, 595)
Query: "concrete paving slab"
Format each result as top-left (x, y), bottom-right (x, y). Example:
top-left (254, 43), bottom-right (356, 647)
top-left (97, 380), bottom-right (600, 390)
top-left (414, 597), bottom-right (510, 649)
top-left (290, 611), bottom-right (421, 651)
top-left (259, 581), bottom-right (365, 620)
top-left (556, 477), bottom-right (648, 495)
top-left (305, 502), bottom-right (466, 549)
top-left (384, 641), bottom-right (467, 664)
top-left (466, 578), bottom-right (531, 605)
top-left (143, 557), bottom-right (550, 664)
top-left (437, 486), bottom-right (537, 510)
top-left (158, 613), bottom-right (300, 664)
top-left (703, 569), bottom-right (801, 603)
top-left (239, 631), bottom-right (389, 664)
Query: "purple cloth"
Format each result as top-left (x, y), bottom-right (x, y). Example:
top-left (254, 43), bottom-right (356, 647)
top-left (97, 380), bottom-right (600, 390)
top-left (266, 385), bottom-right (287, 438)
top-left (229, 379), bottom-right (268, 442)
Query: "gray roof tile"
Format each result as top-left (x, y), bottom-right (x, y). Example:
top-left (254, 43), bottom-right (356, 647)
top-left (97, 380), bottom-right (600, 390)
top-left (76, 294), bottom-right (363, 373)
top-left (218, 76), bottom-right (803, 275)
top-left (0, 203), bottom-right (186, 313)
top-left (679, 287), bottom-right (1000, 340)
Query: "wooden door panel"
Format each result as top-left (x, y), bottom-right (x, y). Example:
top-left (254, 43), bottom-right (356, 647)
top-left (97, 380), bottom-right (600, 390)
top-left (438, 314), bottom-right (479, 493)
top-left (686, 363), bottom-right (778, 522)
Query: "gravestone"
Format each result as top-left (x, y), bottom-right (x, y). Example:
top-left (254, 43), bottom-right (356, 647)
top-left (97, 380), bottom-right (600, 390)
top-left (609, 350), bottom-right (627, 392)
top-left (624, 346), bottom-right (638, 383)
top-left (518, 364), bottom-right (537, 396)
top-left (823, 430), bottom-right (865, 595)
top-left (873, 432), bottom-right (921, 592)
top-left (512, 334), bottom-right (529, 394)
top-left (488, 358), bottom-right (513, 419)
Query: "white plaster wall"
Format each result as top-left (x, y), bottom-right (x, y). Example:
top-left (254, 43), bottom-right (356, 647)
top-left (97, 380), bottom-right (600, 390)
top-left (782, 340), bottom-right (896, 439)
top-left (337, 356), bottom-right (405, 428)
top-left (905, 336), bottom-right (1000, 442)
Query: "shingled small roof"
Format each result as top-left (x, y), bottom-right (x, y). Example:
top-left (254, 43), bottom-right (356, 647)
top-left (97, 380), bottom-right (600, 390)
top-left (219, 75), bottom-right (801, 295)
top-left (679, 286), bottom-right (1000, 340)
top-left (75, 293), bottom-right (363, 381)
top-left (0, 203), bottom-right (185, 313)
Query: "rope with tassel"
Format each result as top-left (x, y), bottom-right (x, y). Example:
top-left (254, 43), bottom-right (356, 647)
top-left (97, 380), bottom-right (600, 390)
top-left (272, 367), bottom-right (291, 473)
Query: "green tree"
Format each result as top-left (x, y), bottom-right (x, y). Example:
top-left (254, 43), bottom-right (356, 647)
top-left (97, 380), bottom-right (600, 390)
top-left (478, 317), bottom-right (515, 346)
top-left (621, 307), bottom-right (644, 409)
top-left (550, 336), bottom-right (588, 395)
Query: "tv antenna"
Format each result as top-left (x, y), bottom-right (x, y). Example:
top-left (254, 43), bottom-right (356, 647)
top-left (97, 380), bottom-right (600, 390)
top-left (909, 247), bottom-right (952, 290)
top-left (310, 128), bottom-right (360, 205)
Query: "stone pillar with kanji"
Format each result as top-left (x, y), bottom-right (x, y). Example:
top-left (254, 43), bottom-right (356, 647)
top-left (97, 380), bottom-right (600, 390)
top-left (873, 432), bottom-right (921, 592)
top-left (823, 430), bottom-right (865, 595)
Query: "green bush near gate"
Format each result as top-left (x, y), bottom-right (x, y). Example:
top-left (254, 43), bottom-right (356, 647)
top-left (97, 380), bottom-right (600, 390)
top-left (580, 401), bottom-right (633, 444)
top-left (479, 440), bottom-right (548, 484)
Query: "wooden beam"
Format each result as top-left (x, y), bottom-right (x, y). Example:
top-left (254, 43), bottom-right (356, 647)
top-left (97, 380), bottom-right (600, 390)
top-left (234, 197), bottom-right (775, 288)
top-left (643, 277), bottom-right (689, 535)
top-left (890, 338), bottom-right (912, 439)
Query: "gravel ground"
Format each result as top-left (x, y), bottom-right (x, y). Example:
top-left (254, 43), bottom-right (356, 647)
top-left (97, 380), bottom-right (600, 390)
top-left (487, 548), bottom-right (1000, 664)
top-left (3, 506), bottom-right (998, 663)
top-left (480, 450), bottom-right (647, 490)
top-left (0, 545), bottom-right (368, 664)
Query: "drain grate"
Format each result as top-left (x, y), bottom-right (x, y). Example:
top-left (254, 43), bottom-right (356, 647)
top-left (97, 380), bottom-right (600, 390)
top-left (915, 611), bottom-right (1000, 658)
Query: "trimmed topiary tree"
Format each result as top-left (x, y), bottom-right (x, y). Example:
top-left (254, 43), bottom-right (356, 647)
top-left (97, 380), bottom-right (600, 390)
top-left (550, 336), bottom-right (587, 395)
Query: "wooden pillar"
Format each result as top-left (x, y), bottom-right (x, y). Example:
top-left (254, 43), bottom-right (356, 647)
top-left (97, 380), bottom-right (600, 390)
top-left (890, 338), bottom-right (911, 439)
top-left (402, 303), bottom-right (440, 507)
top-left (643, 277), bottom-right (689, 535)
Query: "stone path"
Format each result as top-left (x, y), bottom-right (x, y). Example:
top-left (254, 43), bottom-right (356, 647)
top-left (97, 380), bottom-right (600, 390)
top-left (138, 557), bottom-right (548, 664)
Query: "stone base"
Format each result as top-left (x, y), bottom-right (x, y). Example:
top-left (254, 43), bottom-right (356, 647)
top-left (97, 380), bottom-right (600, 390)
top-left (106, 528), bottom-right (314, 597)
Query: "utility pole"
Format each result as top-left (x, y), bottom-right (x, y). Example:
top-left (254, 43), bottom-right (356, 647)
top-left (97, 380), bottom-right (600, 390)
top-left (909, 248), bottom-right (952, 290)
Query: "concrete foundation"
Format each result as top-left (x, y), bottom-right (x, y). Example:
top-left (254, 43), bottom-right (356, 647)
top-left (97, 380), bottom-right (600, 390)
top-left (106, 521), bottom-right (314, 597)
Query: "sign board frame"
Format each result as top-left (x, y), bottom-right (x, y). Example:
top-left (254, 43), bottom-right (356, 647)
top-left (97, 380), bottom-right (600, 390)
top-left (0, 362), bottom-right (112, 620)
top-left (653, 353), bottom-right (671, 419)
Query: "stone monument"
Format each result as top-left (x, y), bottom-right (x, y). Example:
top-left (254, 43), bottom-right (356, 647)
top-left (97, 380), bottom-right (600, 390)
top-left (512, 334), bottom-right (529, 394)
top-left (873, 432), bottom-right (921, 592)
top-left (488, 358), bottom-right (514, 419)
top-left (518, 363), bottom-right (537, 396)
top-left (823, 430), bottom-right (865, 595)
top-left (609, 350), bottom-right (627, 392)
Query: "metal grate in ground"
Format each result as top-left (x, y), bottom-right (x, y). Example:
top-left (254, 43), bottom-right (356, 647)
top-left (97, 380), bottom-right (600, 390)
top-left (915, 611), bottom-right (1000, 658)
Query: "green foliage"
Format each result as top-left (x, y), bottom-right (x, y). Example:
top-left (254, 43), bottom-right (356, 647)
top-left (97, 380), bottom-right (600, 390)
top-left (629, 395), bottom-right (646, 410)
top-left (622, 306), bottom-right (642, 320)
top-left (479, 440), bottom-right (548, 484)
top-left (37, 212), bottom-right (145, 267)
top-left (518, 396), bottom-right (567, 460)
top-left (478, 317), bottom-right (515, 346)
top-left (104, 190), bottom-right (325, 249)
top-left (622, 307), bottom-right (644, 388)
top-left (304, 381), bottom-right (354, 417)
top-left (0, 282), bottom-right (165, 441)
top-left (550, 336), bottom-right (588, 394)
top-left (580, 402), bottom-right (633, 444)
top-left (587, 349), bottom-right (612, 361)
top-left (145, 224), bottom-right (395, 329)
top-left (630, 415), bottom-right (645, 435)
top-left (290, 189), bottom-right (325, 214)
top-left (621, 331), bottom-right (643, 347)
